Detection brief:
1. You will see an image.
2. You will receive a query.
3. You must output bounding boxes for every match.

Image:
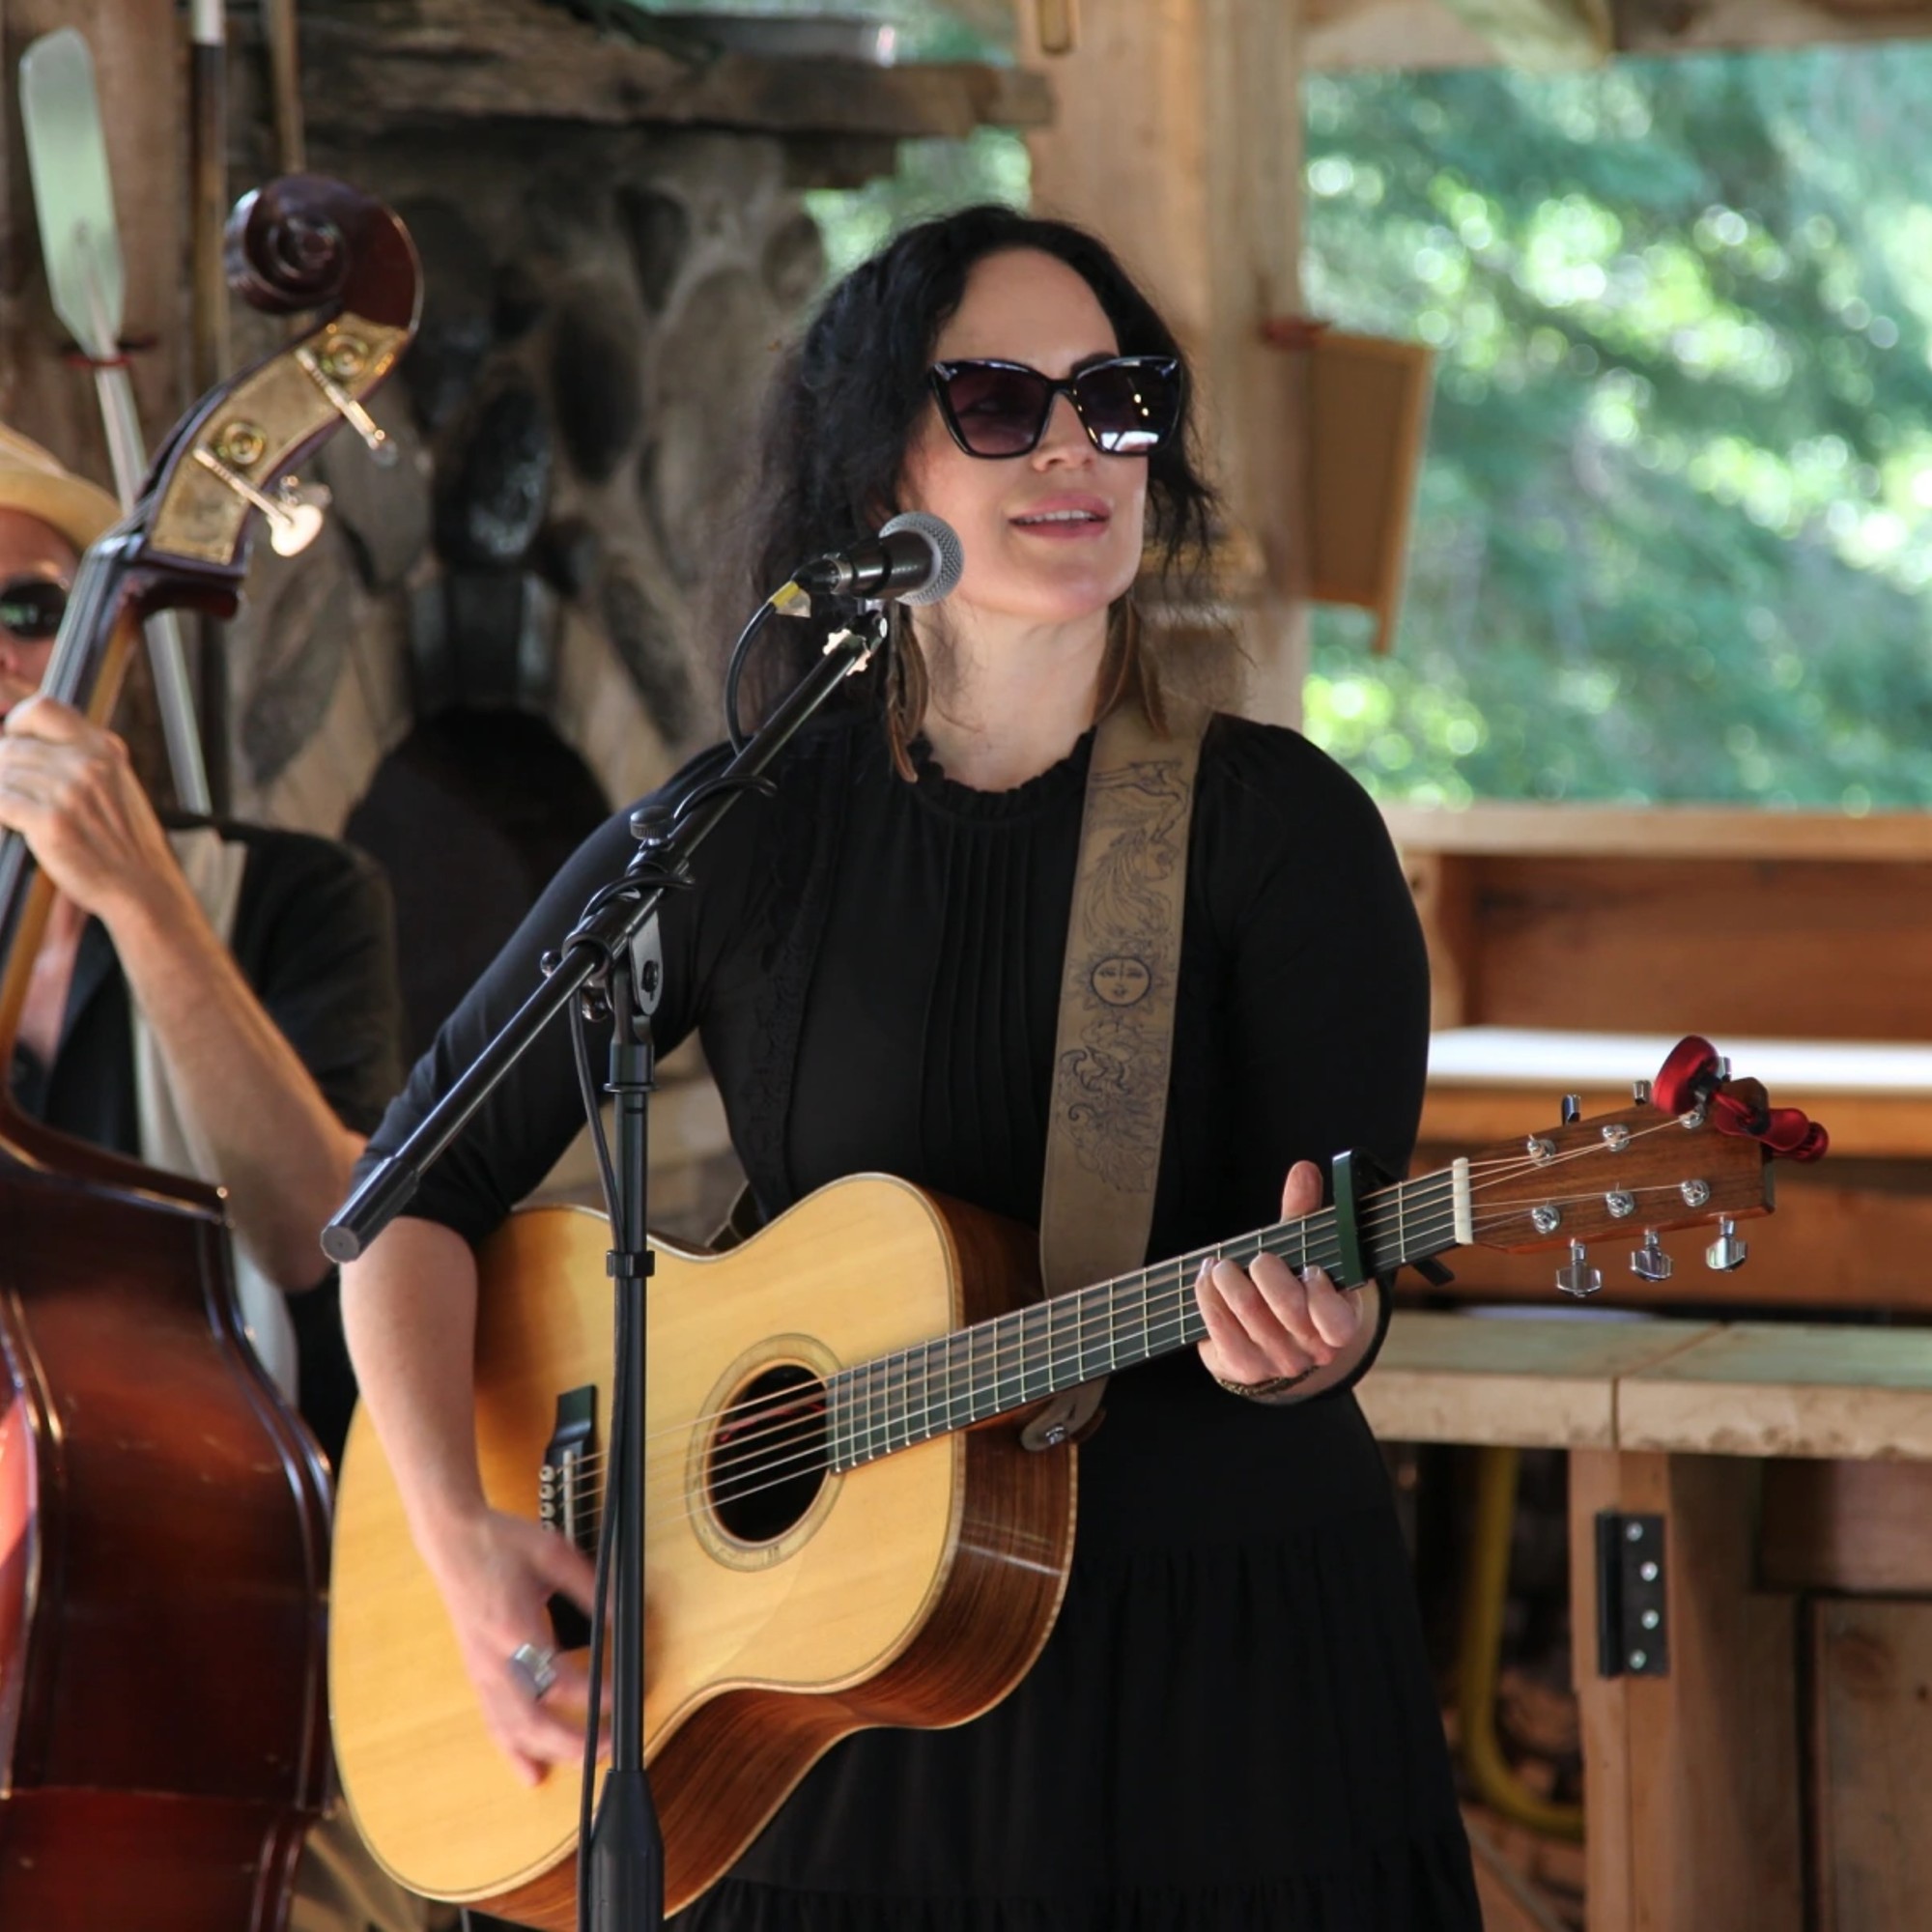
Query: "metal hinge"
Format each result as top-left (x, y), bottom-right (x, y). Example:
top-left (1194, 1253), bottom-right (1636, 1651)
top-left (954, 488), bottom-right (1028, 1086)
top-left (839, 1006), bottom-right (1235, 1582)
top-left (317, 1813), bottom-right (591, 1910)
top-left (1595, 1511), bottom-right (1669, 1677)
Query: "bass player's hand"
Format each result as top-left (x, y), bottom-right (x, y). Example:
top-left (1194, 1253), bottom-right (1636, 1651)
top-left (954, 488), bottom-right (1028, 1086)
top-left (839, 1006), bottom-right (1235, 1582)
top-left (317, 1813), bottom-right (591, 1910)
top-left (0, 694), bottom-right (182, 923)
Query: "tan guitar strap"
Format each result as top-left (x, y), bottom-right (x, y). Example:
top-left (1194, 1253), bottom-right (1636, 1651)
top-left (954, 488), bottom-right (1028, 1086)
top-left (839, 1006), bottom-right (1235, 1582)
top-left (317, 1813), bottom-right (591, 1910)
top-left (1022, 696), bottom-right (1208, 1452)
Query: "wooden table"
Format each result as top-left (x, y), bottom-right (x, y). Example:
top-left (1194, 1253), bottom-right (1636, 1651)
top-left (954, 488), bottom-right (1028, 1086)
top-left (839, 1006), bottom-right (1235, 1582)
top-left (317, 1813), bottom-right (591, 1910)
top-left (1362, 1311), bottom-right (1932, 1932)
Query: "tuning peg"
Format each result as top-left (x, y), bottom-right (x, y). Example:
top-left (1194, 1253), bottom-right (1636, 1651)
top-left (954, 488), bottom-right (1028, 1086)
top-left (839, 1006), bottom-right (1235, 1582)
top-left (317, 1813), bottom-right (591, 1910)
top-left (1706, 1218), bottom-right (1747, 1272)
top-left (1633, 1077), bottom-right (1653, 1104)
top-left (1631, 1230), bottom-right (1673, 1282)
top-left (191, 446), bottom-right (326, 556)
top-left (1556, 1240), bottom-right (1603, 1298)
top-left (1561, 1093), bottom-right (1582, 1124)
top-left (297, 341), bottom-right (399, 466)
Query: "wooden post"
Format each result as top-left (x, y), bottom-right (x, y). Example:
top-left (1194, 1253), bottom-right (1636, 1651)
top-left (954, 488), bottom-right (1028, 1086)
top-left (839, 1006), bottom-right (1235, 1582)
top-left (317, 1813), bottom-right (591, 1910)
top-left (1018, 0), bottom-right (1310, 725)
top-left (0, 0), bottom-right (189, 494)
top-left (1569, 1448), bottom-right (1804, 1931)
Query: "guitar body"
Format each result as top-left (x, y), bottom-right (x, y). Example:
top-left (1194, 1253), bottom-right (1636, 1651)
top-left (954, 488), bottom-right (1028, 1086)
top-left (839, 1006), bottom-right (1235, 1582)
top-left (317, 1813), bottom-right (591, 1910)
top-left (0, 1144), bottom-right (333, 1932)
top-left (330, 1174), bottom-right (1076, 1925)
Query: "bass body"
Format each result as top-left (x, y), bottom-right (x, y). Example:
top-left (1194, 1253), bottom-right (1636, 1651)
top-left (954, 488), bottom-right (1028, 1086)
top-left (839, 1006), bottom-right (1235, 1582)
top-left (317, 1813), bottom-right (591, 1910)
top-left (330, 1177), bottom-right (1075, 1926)
top-left (0, 1146), bottom-right (333, 1931)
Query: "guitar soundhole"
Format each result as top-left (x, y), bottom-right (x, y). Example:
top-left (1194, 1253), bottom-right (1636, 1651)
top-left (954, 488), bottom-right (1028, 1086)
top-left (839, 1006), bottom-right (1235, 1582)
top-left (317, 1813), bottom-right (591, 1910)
top-left (708, 1363), bottom-right (830, 1545)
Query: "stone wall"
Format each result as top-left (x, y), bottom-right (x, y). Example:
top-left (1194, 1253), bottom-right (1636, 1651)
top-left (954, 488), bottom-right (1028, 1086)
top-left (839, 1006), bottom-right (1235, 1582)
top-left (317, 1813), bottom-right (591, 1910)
top-left (224, 122), bottom-right (825, 838)
top-left (214, 121), bottom-right (837, 1238)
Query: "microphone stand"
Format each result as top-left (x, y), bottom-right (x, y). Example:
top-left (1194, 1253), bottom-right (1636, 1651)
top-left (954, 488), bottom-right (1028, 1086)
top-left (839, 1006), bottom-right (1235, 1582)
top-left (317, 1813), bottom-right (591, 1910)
top-left (324, 602), bottom-right (889, 1932)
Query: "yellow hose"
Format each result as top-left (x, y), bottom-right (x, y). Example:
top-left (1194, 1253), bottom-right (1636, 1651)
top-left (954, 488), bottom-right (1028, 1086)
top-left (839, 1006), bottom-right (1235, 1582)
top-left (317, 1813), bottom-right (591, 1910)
top-left (1455, 1444), bottom-right (1584, 1840)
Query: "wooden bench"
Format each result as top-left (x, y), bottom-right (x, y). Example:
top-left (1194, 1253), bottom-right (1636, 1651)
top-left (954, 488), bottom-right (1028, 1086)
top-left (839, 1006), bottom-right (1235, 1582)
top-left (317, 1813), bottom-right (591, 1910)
top-left (1363, 1312), bottom-right (1932, 1931)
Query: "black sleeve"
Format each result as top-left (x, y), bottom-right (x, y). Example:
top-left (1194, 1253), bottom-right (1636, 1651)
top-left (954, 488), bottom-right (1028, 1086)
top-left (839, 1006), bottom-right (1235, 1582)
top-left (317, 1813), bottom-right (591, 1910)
top-left (227, 826), bottom-right (408, 1136)
top-left (1194, 718), bottom-right (1432, 1233)
top-left (355, 742), bottom-right (760, 1248)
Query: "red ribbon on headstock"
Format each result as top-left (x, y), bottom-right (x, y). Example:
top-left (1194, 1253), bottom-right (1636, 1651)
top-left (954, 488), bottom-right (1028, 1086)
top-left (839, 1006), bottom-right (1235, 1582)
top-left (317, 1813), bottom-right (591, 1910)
top-left (1651, 1036), bottom-right (1829, 1163)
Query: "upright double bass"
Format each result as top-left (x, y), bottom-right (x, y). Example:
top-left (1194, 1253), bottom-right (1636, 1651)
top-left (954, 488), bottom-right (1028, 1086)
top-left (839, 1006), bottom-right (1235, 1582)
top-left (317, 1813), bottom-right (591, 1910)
top-left (0, 177), bottom-right (417, 1931)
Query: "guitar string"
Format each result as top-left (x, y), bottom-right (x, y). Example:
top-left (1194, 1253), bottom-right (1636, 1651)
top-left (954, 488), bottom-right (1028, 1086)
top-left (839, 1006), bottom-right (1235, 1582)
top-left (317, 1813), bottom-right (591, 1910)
top-left (670, 1151), bottom-right (1706, 1503)
top-left (562, 1187), bottom-right (1684, 1508)
top-left (551, 1170), bottom-right (1712, 1535)
top-left (552, 1131), bottom-right (1711, 1497)
top-left (549, 1113), bottom-right (1705, 1485)
top-left (568, 1115), bottom-right (1685, 1473)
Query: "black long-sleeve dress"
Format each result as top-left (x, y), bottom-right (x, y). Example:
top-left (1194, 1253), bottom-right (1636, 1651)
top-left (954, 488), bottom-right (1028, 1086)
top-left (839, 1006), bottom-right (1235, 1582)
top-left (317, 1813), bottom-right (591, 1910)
top-left (362, 706), bottom-right (1480, 1931)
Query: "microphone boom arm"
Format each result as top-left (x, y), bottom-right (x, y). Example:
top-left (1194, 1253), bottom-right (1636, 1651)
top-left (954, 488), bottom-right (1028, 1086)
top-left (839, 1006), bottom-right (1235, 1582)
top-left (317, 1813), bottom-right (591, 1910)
top-left (323, 607), bottom-right (889, 1262)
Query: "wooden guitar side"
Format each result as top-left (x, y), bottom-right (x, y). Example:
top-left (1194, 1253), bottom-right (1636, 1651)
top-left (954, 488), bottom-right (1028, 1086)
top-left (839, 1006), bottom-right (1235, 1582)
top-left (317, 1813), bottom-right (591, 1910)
top-left (330, 1174), bottom-right (1076, 1924)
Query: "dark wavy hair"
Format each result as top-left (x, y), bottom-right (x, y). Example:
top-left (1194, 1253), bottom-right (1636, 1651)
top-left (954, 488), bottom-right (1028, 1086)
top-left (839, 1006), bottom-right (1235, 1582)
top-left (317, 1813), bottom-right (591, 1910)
top-left (729, 204), bottom-right (1236, 771)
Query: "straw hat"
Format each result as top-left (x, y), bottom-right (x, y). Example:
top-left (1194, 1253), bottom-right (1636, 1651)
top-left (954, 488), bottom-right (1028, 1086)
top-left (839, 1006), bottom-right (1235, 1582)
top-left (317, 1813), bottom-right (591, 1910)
top-left (0, 426), bottom-right (118, 553)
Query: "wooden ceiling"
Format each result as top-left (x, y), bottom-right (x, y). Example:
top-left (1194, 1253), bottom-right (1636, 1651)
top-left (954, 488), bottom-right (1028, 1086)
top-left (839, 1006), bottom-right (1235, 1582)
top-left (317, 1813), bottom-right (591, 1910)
top-left (1303, 0), bottom-right (1932, 69)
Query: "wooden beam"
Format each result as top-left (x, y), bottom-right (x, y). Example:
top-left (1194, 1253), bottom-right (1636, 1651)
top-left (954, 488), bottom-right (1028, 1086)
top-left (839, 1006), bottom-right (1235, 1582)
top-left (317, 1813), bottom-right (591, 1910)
top-left (1306, 0), bottom-right (1932, 68)
top-left (1017, 0), bottom-right (1310, 726)
top-left (1439, 0), bottom-right (1612, 65)
top-left (1305, 0), bottom-right (1497, 68)
top-left (1618, 0), bottom-right (1932, 54)
top-left (298, 0), bottom-right (1051, 139)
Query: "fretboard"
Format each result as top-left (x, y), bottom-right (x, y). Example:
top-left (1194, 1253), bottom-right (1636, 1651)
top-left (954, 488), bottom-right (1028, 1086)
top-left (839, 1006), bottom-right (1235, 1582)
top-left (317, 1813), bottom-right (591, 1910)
top-left (826, 1160), bottom-right (1471, 1469)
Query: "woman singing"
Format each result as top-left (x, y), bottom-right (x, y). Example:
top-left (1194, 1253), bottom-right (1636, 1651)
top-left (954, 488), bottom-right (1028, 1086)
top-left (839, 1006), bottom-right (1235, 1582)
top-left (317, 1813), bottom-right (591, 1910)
top-left (342, 204), bottom-right (1479, 1930)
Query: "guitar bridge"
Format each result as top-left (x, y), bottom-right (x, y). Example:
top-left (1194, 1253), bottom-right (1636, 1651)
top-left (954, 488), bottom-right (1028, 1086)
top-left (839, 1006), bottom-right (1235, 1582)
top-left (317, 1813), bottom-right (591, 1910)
top-left (538, 1385), bottom-right (597, 1650)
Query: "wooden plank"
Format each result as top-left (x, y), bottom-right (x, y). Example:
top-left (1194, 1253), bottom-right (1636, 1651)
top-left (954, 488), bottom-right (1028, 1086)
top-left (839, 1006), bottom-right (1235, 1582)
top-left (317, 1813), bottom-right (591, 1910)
top-left (1568, 1447), bottom-right (1632, 1932)
top-left (298, 0), bottom-right (1052, 139)
top-left (1359, 1310), bottom-right (1715, 1449)
top-left (1305, 0), bottom-right (1932, 68)
top-left (1439, 0), bottom-right (1613, 66)
top-left (1620, 1454), bottom-right (1804, 1931)
top-left (1621, 0), bottom-right (1932, 56)
top-left (1617, 1322), bottom-right (1932, 1460)
top-left (1761, 1460), bottom-right (1932, 1594)
top-left (1305, 329), bottom-right (1435, 653)
top-left (1810, 1598), bottom-right (1932, 1932)
top-left (1382, 802), bottom-right (1932, 862)
top-left (1406, 853), bottom-right (1932, 1041)
top-left (1427, 1028), bottom-right (1932, 1095)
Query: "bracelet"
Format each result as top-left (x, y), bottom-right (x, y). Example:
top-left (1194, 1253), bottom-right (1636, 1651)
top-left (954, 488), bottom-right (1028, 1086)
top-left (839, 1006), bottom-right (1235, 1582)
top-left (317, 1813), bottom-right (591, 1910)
top-left (1213, 1367), bottom-right (1315, 1400)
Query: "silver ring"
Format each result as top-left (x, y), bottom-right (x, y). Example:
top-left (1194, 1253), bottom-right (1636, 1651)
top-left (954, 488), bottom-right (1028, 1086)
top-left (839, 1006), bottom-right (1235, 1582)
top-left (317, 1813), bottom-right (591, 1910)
top-left (506, 1640), bottom-right (558, 1701)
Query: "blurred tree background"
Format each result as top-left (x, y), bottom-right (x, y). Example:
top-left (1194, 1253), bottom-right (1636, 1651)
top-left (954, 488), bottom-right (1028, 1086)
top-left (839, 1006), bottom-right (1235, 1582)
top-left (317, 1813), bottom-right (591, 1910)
top-left (809, 35), bottom-right (1932, 810)
top-left (1304, 47), bottom-right (1932, 809)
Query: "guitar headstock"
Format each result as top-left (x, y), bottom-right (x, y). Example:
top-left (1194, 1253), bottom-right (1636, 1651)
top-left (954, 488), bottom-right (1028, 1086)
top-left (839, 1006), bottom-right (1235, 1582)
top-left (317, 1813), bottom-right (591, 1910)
top-left (1463, 1089), bottom-right (1771, 1261)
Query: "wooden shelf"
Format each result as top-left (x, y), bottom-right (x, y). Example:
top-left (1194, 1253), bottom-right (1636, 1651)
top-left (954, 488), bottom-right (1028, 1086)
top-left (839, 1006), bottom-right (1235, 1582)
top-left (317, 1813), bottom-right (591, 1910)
top-left (1382, 799), bottom-right (1932, 862)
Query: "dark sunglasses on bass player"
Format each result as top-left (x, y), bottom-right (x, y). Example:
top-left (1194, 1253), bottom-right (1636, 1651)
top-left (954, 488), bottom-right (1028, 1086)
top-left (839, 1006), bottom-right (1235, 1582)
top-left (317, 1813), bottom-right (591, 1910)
top-left (927, 355), bottom-right (1182, 459)
top-left (0, 576), bottom-right (68, 642)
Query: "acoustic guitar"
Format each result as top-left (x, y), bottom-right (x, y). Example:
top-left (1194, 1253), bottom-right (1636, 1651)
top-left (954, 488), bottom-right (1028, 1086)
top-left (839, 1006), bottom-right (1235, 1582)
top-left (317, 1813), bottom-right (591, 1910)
top-left (330, 1052), bottom-right (1810, 1926)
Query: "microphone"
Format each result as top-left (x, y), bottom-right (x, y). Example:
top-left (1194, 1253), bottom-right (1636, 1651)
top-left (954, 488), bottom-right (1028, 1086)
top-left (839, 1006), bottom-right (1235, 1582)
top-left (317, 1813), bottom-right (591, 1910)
top-left (794, 511), bottom-right (962, 606)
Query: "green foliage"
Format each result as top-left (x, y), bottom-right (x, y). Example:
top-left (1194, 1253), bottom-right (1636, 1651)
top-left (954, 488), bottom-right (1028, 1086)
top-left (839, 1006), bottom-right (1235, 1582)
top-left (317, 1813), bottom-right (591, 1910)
top-left (1303, 50), bottom-right (1932, 809)
top-left (807, 128), bottom-right (1031, 285)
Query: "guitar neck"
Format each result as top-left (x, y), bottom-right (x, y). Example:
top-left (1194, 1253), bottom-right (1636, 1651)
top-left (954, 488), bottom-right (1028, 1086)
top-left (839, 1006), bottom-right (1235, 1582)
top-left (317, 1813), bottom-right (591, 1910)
top-left (826, 1159), bottom-right (1473, 1468)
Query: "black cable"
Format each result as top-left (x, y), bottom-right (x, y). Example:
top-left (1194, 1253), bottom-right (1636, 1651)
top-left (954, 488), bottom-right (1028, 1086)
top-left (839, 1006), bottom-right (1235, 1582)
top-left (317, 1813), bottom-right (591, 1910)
top-left (724, 596), bottom-right (778, 753)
